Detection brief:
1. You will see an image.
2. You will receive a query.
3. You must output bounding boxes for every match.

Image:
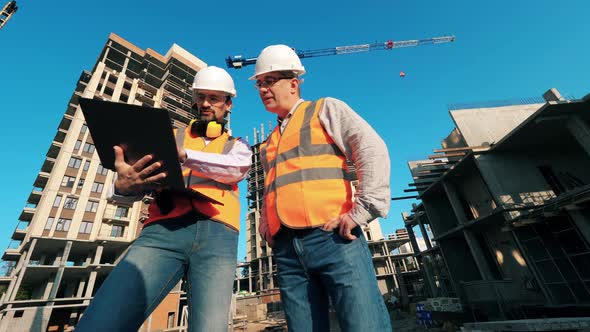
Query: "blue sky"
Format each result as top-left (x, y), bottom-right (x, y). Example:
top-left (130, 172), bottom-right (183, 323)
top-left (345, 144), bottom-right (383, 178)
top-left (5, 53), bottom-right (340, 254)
top-left (0, 0), bottom-right (588, 261)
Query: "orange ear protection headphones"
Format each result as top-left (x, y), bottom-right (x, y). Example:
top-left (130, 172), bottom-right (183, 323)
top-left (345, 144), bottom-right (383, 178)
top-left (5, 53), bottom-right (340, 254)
top-left (189, 118), bottom-right (227, 138)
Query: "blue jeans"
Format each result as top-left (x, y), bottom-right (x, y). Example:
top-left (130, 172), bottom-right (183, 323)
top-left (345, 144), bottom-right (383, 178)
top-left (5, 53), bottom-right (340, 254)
top-left (76, 215), bottom-right (238, 332)
top-left (273, 226), bottom-right (392, 332)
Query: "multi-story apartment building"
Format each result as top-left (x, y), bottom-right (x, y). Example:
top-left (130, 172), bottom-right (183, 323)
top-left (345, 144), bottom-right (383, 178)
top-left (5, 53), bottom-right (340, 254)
top-left (403, 89), bottom-right (590, 321)
top-left (0, 33), bottom-right (206, 332)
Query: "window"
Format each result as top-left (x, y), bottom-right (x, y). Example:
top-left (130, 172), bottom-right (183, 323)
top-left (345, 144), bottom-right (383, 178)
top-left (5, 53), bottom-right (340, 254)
top-left (115, 206), bottom-right (129, 218)
top-left (81, 124), bottom-right (87, 134)
top-left (74, 140), bottom-right (82, 151)
top-left (111, 225), bottom-right (124, 237)
top-left (167, 312), bottom-right (175, 328)
top-left (44, 217), bottom-right (54, 230)
top-left (85, 200), bottom-right (99, 212)
top-left (97, 164), bottom-right (109, 176)
top-left (52, 195), bottom-right (62, 208)
top-left (68, 157), bottom-right (82, 169)
top-left (55, 218), bottom-right (71, 232)
top-left (79, 221), bottom-right (93, 234)
top-left (83, 160), bottom-right (91, 171)
top-left (63, 197), bottom-right (78, 209)
top-left (14, 310), bottom-right (24, 318)
top-left (91, 182), bottom-right (104, 193)
top-left (77, 178), bottom-right (85, 190)
top-left (83, 142), bottom-right (95, 154)
top-left (61, 176), bottom-right (76, 188)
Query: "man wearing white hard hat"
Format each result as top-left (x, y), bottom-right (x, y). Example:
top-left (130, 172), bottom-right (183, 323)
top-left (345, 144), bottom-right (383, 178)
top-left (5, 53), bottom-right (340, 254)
top-left (253, 45), bottom-right (392, 331)
top-left (77, 66), bottom-right (252, 332)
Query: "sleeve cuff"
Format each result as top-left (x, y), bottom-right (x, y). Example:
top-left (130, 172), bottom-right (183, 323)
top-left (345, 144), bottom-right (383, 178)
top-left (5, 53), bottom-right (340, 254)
top-left (347, 206), bottom-right (373, 227)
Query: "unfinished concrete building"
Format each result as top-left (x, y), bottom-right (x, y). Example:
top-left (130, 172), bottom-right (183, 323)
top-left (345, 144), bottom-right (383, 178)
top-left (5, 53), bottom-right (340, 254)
top-left (0, 33), bottom-right (207, 332)
top-left (235, 126), bottom-right (421, 307)
top-left (403, 89), bottom-right (590, 324)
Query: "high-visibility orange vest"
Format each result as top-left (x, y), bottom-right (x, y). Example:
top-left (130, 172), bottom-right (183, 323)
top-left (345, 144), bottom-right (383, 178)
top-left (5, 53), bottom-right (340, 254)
top-left (260, 99), bottom-right (353, 237)
top-left (173, 128), bottom-right (241, 231)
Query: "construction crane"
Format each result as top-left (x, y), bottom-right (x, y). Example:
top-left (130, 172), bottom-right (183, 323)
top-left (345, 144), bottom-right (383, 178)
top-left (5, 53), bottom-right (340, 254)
top-left (226, 35), bottom-right (455, 69)
top-left (0, 1), bottom-right (18, 30)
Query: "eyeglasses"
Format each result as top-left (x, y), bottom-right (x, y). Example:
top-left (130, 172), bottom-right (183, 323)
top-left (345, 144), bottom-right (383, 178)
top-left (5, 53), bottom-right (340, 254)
top-left (254, 76), bottom-right (294, 90)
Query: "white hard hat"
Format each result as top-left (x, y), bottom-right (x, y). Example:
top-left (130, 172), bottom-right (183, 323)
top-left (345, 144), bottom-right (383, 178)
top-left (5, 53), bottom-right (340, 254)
top-left (249, 45), bottom-right (306, 80)
top-left (192, 66), bottom-right (237, 97)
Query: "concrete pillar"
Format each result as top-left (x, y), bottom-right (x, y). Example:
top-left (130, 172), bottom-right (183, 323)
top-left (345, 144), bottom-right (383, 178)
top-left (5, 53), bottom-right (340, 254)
top-left (442, 181), bottom-right (468, 225)
top-left (463, 230), bottom-right (494, 281)
top-left (567, 115), bottom-right (590, 157)
top-left (405, 225), bottom-right (421, 255)
top-left (568, 210), bottom-right (590, 246)
top-left (43, 278), bottom-right (54, 299)
top-left (248, 264), bottom-right (253, 293)
top-left (154, 86), bottom-right (164, 108)
top-left (49, 241), bottom-right (73, 300)
top-left (83, 62), bottom-right (105, 99)
top-left (421, 256), bottom-right (439, 298)
top-left (77, 279), bottom-right (87, 298)
top-left (258, 259), bottom-right (263, 292)
top-left (111, 72), bottom-right (126, 102)
top-left (93, 245), bottom-right (104, 265)
top-left (128, 79), bottom-right (139, 104)
top-left (417, 216), bottom-right (433, 250)
top-left (443, 181), bottom-right (494, 280)
top-left (268, 256), bottom-right (274, 289)
top-left (83, 271), bottom-right (98, 304)
top-left (8, 239), bottom-right (37, 301)
top-left (394, 263), bottom-right (409, 305)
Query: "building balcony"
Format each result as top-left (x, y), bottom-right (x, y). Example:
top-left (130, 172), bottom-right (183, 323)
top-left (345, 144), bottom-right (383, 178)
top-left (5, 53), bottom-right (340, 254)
top-left (58, 116), bottom-right (72, 131)
top-left (41, 158), bottom-right (55, 173)
top-left (47, 142), bottom-right (61, 159)
top-left (102, 208), bottom-right (131, 225)
top-left (11, 227), bottom-right (27, 241)
top-left (19, 206), bottom-right (36, 222)
top-left (34, 172), bottom-right (50, 189)
top-left (27, 189), bottom-right (43, 206)
top-left (2, 248), bottom-right (21, 261)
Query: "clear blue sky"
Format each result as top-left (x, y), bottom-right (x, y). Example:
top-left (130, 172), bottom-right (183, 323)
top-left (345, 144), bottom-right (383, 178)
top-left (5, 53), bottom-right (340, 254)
top-left (0, 0), bottom-right (588, 261)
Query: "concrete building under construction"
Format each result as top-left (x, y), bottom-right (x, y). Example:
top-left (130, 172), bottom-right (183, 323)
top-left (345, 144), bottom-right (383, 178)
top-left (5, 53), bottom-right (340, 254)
top-left (0, 33), bottom-right (206, 332)
top-left (403, 89), bottom-right (590, 328)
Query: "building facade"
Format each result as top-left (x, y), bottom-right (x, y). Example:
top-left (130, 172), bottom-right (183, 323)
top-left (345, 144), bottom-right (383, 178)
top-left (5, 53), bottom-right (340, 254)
top-left (0, 33), bottom-right (206, 332)
top-left (403, 89), bottom-right (590, 320)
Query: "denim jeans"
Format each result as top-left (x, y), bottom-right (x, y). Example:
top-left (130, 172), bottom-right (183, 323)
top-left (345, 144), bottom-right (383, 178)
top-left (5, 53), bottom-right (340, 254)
top-left (76, 215), bottom-right (238, 332)
top-left (273, 226), bottom-right (392, 332)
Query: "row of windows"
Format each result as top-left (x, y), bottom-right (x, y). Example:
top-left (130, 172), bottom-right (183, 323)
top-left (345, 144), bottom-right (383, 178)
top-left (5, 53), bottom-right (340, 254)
top-left (44, 217), bottom-right (125, 237)
top-left (73, 140), bottom-right (95, 154)
top-left (53, 195), bottom-right (100, 212)
top-left (67, 157), bottom-right (108, 175)
top-left (61, 175), bottom-right (104, 193)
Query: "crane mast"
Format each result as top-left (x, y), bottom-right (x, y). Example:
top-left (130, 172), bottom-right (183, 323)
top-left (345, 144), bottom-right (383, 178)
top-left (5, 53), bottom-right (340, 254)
top-left (0, 1), bottom-right (18, 30)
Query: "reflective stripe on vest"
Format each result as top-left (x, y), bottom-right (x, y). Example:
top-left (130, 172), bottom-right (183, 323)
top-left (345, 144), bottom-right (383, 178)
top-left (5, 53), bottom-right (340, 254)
top-left (260, 99), bottom-right (354, 236)
top-left (175, 127), bottom-right (240, 231)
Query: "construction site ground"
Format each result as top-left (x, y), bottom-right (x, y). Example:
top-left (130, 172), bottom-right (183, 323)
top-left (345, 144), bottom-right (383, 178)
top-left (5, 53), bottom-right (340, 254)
top-left (233, 310), bottom-right (447, 332)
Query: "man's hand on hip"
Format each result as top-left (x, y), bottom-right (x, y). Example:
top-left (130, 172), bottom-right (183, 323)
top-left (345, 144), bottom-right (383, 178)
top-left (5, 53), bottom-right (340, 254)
top-left (322, 214), bottom-right (358, 240)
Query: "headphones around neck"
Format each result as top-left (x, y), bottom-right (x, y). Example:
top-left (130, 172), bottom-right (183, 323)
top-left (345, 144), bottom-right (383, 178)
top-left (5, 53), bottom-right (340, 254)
top-left (189, 118), bottom-right (227, 138)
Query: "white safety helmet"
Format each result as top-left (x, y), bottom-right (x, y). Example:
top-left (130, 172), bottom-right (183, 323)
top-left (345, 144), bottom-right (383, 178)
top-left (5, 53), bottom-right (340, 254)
top-left (192, 66), bottom-right (237, 97)
top-left (249, 45), bottom-right (306, 80)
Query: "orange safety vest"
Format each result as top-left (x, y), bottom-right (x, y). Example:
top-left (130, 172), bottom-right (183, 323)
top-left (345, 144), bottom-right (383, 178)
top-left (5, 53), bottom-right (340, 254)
top-left (260, 99), bottom-right (353, 237)
top-left (172, 127), bottom-right (241, 231)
